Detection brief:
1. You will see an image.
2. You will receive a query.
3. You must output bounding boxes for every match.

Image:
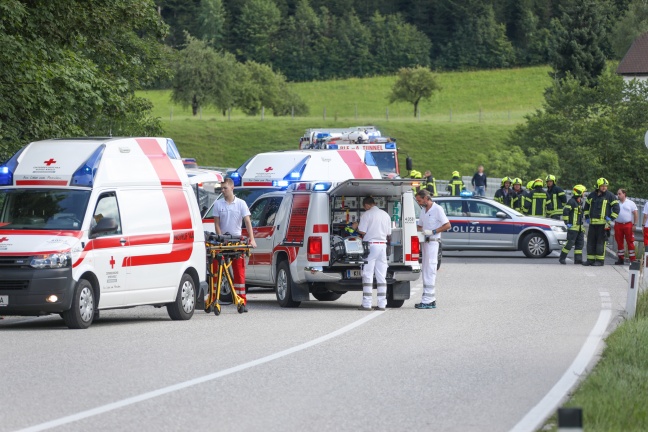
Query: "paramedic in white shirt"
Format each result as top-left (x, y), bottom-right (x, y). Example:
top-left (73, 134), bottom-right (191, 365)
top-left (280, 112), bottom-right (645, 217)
top-left (415, 189), bottom-right (451, 309)
top-left (214, 178), bottom-right (256, 308)
top-left (613, 188), bottom-right (638, 264)
top-left (357, 196), bottom-right (392, 311)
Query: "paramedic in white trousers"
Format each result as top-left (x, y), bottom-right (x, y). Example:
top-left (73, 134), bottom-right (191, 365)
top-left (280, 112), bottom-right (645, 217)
top-left (357, 196), bottom-right (392, 311)
top-left (415, 190), bottom-right (451, 309)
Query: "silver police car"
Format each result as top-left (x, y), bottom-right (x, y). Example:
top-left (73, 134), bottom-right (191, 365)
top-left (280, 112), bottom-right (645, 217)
top-left (432, 194), bottom-right (568, 258)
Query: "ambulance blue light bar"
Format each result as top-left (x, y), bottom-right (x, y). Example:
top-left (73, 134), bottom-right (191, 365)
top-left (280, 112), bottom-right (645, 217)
top-left (0, 146), bottom-right (26, 186)
top-left (272, 180), bottom-right (290, 188)
top-left (313, 182), bottom-right (331, 191)
top-left (228, 171), bottom-right (241, 186)
top-left (385, 143), bottom-right (396, 149)
top-left (283, 156), bottom-right (310, 182)
top-left (71, 145), bottom-right (105, 187)
top-left (327, 144), bottom-right (338, 149)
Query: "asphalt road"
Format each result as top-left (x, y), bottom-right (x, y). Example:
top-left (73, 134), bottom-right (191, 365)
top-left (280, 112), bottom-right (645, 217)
top-left (0, 250), bottom-right (630, 432)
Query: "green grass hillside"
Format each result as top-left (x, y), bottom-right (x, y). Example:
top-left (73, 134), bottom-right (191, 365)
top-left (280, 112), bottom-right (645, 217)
top-left (140, 66), bottom-right (551, 178)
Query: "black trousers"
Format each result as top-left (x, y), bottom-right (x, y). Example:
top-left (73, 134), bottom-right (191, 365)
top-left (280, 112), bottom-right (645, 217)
top-left (562, 229), bottom-right (584, 257)
top-left (586, 224), bottom-right (608, 262)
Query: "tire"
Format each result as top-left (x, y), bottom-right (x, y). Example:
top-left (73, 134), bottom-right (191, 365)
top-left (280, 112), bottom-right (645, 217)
top-left (167, 273), bottom-right (196, 320)
top-left (312, 291), bottom-right (342, 301)
top-left (61, 279), bottom-right (95, 329)
top-left (522, 232), bottom-right (549, 258)
top-left (275, 260), bottom-right (301, 308)
top-left (386, 284), bottom-right (405, 308)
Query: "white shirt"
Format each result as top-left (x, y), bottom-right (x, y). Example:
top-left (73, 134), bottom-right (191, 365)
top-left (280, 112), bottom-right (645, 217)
top-left (616, 199), bottom-right (637, 223)
top-left (213, 197), bottom-right (250, 236)
top-left (644, 202), bottom-right (648, 227)
top-left (418, 203), bottom-right (449, 239)
top-left (358, 205), bottom-right (391, 242)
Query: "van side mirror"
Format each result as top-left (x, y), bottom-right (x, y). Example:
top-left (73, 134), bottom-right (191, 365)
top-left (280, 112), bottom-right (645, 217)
top-left (91, 217), bottom-right (118, 236)
top-left (406, 157), bottom-right (413, 171)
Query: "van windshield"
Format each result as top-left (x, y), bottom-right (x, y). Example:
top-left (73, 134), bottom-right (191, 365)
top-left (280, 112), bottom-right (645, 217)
top-left (0, 189), bottom-right (91, 230)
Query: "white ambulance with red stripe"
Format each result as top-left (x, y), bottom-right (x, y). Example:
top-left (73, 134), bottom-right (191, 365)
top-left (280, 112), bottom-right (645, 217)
top-left (238, 179), bottom-right (422, 308)
top-left (0, 137), bottom-right (206, 328)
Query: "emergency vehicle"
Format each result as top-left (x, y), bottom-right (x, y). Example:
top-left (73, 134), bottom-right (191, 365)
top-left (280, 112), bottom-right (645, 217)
top-left (0, 137), bottom-right (207, 328)
top-left (233, 179), bottom-right (422, 308)
top-left (298, 127), bottom-right (400, 177)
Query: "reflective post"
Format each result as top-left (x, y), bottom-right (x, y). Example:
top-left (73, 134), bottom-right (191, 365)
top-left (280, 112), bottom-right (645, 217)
top-left (558, 407), bottom-right (582, 432)
top-left (627, 261), bottom-right (641, 319)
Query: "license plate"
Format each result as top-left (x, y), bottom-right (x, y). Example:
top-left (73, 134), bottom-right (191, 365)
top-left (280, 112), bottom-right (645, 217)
top-left (0, 295), bottom-right (7, 307)
top-left (346, 269), bottom-right (362, 279)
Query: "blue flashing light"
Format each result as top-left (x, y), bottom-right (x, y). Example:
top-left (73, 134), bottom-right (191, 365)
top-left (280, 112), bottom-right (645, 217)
top-left (283, 156), bottom-right (310, 182)
top-left (166, 139), bottom-right (181, 160)
top-left (460, 190), bottom-right (474, 198)
top-left (0, 146), bottom-right (26, 186)
top-left (313, 182), bottom-right (331, 191)
top-left (316, 133), bottom-right (330, 139)
top-left (272, 180), bottom-right (289, 188)
top-left (385, 143), bottom-right (396, 149)
top-left (228, 171), bottom-right (242, 186)
top-left (327, 144), bottom-right (338, 149)
top-left (71, 145), bottom-right (105, 187)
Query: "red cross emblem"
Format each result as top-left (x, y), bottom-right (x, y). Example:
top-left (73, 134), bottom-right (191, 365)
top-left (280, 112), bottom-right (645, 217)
top-left (0, 237), bottom-right (8, 243)
top-left (109, 256), bottom-right (115, 269)
top-left (44, 158), bottom-right (56, 166)
top-left (264, 166), bottom-right (273, 172)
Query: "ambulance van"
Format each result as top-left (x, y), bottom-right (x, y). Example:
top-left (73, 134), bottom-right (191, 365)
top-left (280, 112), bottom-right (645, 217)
top-left (0, 137), bottom-right (206, 329)
top-left (241, 179), bottom-right (422, 308)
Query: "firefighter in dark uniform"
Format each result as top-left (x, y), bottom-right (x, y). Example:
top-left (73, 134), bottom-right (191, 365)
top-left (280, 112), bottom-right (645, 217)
top-left (559, 184), bottom-right (587, 264)
top-left (520, 180), bottom-right (535, 214)
top-left (583, 178), bottom-right (620, 266)
top-left (545, 174), bottom-right (567, 220)
top-left (524, 178), bottom-right (548, 217)
top-left (494, 176), bottom-right (514, 208)
top-left (511, 178), bottom-right (524, 212)
top-left (447, 171), bottom-right (464, 196)
top-left (423, 170), bottom-right (438, 196)
top-left (409, 170), bottom-right (423, 194)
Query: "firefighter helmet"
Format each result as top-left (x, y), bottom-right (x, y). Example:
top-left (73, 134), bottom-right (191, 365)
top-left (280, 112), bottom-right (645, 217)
top-left (527, 180), bottom-right (534, 189)
top-left (452, 171), bottom-right (460, 177)
top-left (513, 177), bottom-right (522, 186)
top-left (546, 174), bottom-right (556, 183)
top-left (573, 184), bottom-right (587, 197)
top-left (533, 178), bottom-right (544, 189)
top-left (596, 178), bottom-right (609, 189)
top-left (501, 176), bottom-right (512, 187)
top-left (410, 169), bottom-right (422, 179)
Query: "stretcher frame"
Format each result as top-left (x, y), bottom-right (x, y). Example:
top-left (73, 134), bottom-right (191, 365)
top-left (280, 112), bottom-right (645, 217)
top-left (205, 236), bottom-right (252, 315)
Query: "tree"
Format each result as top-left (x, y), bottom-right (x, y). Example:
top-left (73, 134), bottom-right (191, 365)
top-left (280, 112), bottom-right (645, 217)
top-left (388, 66), bottom-right (441, 117)
top-left (196, 0), bottom-right (227, 50)
top-left (0, 0), bottom-right (169, 160)
top-left (233, 0), bottom-right (281, 64)
top-left (548, 0), bottom-right (610, 87)
top-left (171, 36), bottom-right (242, 116)
top-left (610, 0), bottom-right (648, 58)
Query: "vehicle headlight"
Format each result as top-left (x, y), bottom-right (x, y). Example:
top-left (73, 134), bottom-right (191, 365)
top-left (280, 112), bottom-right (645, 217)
top-left (30, 252), bottom-right (71, 269)
top-left (551, 225), bottom-right (567, 233)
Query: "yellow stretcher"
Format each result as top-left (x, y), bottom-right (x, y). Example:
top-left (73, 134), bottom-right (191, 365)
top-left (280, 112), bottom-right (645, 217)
top-left (205, 234), bottom-right (252, 315)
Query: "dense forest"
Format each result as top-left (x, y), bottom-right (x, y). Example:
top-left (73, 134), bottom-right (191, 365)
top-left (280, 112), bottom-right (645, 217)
top-left (155, 0), bottom-right (638, 82)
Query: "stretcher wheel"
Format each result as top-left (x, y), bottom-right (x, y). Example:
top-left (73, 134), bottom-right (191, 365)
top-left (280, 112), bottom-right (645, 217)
top-left (205, 304), bottom-right (213, 313)
top-left (214, 304), bottom-right (221, 316)
top-left (237, 303), bottom-right (245, 314)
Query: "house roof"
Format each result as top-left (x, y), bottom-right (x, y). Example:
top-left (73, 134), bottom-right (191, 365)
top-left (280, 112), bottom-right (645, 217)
top-left (617, 32), bottom-right (648, 75)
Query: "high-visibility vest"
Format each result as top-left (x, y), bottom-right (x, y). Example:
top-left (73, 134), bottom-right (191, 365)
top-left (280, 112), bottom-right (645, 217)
top-left (525, 188), bottom-right (548, 217)
top-left (546, 186), bottom-right (567, 217)
top-left (423, 176), bottom-right (437, 196)
top-left (562, 197), bottom-right (585, 231)
top-left (584, 190), bottom-right (620, 225)
top-left (447, 178), bottom-right (464, 196)
top-left (494, 187), bottom-right (514, 207)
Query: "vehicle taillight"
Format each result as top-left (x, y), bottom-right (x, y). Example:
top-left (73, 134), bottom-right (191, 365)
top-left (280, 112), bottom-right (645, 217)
top-left (307, 236), bottom-right (323, 261)
top-left (410, 236), bottom-right (420, 261)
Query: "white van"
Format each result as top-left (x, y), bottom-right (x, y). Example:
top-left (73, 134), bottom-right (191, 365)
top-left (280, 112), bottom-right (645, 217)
top-left (0, 137), bottom-right (206, 328)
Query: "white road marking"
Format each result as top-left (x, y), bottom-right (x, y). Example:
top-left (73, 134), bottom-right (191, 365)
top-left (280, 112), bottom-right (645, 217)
top-left (13, 311), bottom-right (384, 432)
top-left (509, 292), bottom-right (612, 432)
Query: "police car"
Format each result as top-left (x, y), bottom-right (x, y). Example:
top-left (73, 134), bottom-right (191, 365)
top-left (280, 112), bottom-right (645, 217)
top-left (432, 193), bottom-right (568, 258)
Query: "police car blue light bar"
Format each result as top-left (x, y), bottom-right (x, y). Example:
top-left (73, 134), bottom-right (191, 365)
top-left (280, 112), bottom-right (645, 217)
top-left (460, 190), bottom-right (474, 197)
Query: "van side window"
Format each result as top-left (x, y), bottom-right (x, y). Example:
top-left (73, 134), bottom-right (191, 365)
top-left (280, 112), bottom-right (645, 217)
top-left (91, 193), bottom-right (122, 237)
top-left (249, 198), bottom-right (269, 228)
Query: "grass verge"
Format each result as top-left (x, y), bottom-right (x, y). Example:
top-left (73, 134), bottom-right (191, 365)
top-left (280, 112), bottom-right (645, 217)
top-left (543, 288), bottom-right (648, 431)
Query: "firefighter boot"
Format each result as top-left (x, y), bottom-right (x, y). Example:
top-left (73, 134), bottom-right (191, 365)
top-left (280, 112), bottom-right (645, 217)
top-left (558, 251), bottom-right (567, 265)
top-left (582, 260), bottom-right (594, 266)
top-left (574, 255), bottom-right (583, 265)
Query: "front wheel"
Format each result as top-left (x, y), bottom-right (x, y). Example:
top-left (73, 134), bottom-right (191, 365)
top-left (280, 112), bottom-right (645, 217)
top-left (312, 291), bottom-right (342, 301)
top-left (61, 279), bottom-right (95, 329)
top-left (167, 274), bottom-right (196, 320)
top-left (275, 261), bottom-right (301, 308)
top-left (522, 232), bottom-right (549, 258)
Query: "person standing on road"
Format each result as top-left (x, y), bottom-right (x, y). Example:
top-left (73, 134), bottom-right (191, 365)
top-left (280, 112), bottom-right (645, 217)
top-left (357, 196), bottom-right (392, 311)
top-left (447, 171), bottom-right (464, 196)
top-left (545, 175), bottom-right (567, 220)
top-left (494, 176), bottom-right (514, 208)
top-left (559, 185), bottom-right (587, 264)
top-left (423, 170), bottom-right (438, 196)
top-left (583, 178), bottom-right (620, 267)
top-left (471, 165), bottom-right (487, 196)
top-left (613, 188), bottom-right (638, 265)
top-left (414, 190), bottom-right (451, 309)
top-left (511, 178), bottom-right (524, 212)
top-left (214, 178), bottom-right (257, 309)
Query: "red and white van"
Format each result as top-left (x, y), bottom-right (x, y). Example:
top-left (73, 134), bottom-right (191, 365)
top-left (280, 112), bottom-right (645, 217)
top-left (0, 137), bottom-right (206, 328)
